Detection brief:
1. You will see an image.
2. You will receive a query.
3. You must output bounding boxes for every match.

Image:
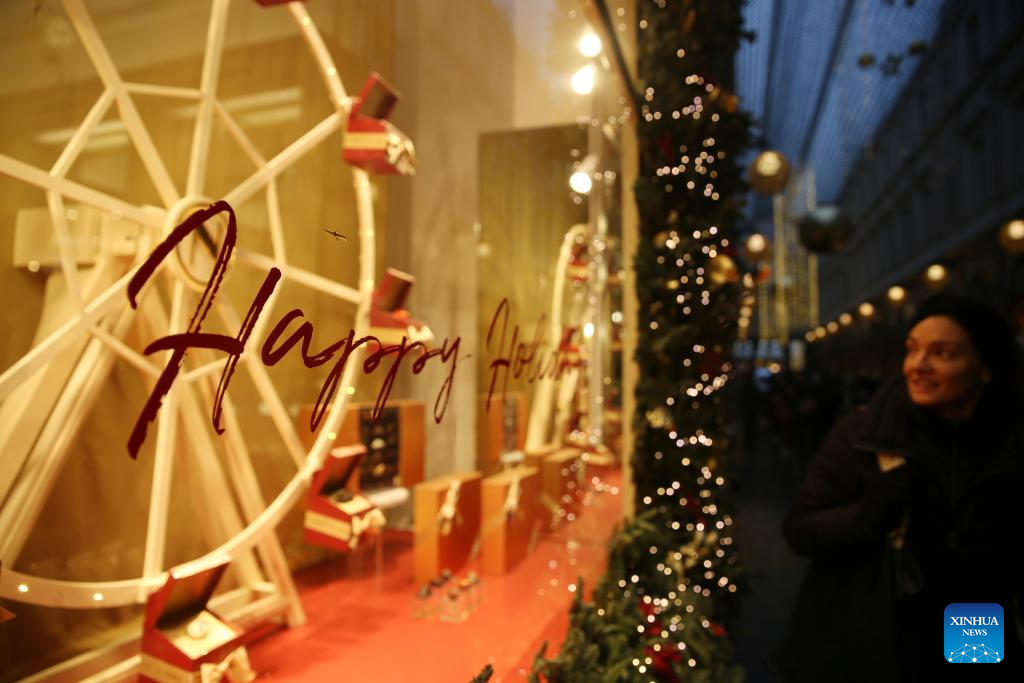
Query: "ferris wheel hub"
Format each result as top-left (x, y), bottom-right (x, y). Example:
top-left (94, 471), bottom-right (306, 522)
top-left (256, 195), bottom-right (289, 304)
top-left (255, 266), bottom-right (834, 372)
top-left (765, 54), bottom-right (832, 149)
top-left (163, 194), bottom-right (234, 291)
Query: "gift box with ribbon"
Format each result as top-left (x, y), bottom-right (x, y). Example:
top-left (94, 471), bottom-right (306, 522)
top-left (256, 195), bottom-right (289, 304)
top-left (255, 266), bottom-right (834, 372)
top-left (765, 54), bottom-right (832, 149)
top-left (413, 471), bottom-right (482, 585)
top-left (343, 72), bottom-right (415, 175)
top-left (139, 559), bottom-right (255, 683)
top-left (369, 268), bottom-right (433, 347)
top-left (304, 444), bottom-right (386, 552)
top-left (480, 466), bottom-right (540, 574)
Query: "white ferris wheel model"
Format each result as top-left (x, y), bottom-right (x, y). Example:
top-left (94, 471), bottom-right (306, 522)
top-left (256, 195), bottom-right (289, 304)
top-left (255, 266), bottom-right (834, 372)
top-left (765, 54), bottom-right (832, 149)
top-left (0, 0), bottom-right (381, 629)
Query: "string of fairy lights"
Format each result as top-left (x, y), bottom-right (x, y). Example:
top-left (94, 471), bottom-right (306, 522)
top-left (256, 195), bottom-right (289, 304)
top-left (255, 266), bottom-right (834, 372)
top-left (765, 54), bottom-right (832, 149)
top-left (805, 218), bottom-right (1024, 344)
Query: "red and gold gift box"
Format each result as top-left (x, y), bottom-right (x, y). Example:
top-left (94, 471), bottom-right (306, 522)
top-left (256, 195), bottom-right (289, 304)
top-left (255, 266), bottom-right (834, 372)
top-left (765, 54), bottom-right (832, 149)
top-left (369, 268), bottom-right (432, 346)
top-left (140, 560), bottom-right (247, 683)
top-left (413, 471), bottom-right (482, 586)
top-left (343, 73), bottom-right (415, 175)
top-left (480, 466), bottom-right (540, 575)
top-left (304, 444), bottom-right (385, 552)
top-left (540, 448), bottom-right (583, 521)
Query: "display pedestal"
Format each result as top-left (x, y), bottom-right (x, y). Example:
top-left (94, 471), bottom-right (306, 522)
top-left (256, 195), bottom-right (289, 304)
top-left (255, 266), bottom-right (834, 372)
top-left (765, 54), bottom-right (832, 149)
top-left (480, 466), bottom-right (540, 574)
top-left (413, 471), bottom-right (482, 585)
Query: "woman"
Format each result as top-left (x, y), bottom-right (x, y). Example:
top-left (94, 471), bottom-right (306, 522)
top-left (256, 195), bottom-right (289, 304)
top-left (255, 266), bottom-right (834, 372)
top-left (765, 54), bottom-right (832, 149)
top-left (773, 294), bottom-right (1024, 681)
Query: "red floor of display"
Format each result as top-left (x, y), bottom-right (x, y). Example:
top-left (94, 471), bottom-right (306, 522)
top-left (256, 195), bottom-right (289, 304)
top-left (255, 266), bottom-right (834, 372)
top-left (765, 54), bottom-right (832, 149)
top-left (249, 470), bottom-right (623, 682)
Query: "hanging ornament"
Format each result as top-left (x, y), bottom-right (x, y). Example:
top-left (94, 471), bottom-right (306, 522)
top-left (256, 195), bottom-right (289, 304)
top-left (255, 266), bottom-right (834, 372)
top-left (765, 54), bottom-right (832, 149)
top-left (999, 219), bottom-right (1024, 254)
top-left (709, 85), bottom-right (739, 113)
top-left (740, 232), bottom-right (771, 263)
top-left (923, 263), bottom-right (949, 288)
top-left (797, 205), bottom-right (852, 253)
top-left (747, 150), bottom-right (790, 195)
top-left (706, 253), bottom-right (739, 287)
top-left (645, 407), bottom-right (671, 429)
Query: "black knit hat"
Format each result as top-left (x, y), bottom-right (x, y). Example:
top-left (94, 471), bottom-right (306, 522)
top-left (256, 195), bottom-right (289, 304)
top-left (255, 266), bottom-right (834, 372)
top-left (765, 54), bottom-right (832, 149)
top-left (909, 294), bottom-right (1018, 385)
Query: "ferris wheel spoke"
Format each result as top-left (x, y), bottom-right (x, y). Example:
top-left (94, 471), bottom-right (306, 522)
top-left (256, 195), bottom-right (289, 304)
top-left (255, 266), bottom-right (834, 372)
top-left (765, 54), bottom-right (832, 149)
top-left (236, 248), bottom-right (361, 304)
top-left (214, 301), bottom-right (306, 470)
top-left (51, 88), bottom-right (115, 179)
top-left (0, 261), bottom-right (144, 403)
top-left (266, 179), bottom-right (287, 263)
top-left (214, 100), bottom-right (267, 168)
top-left (223, 112), bottom-right (342, 207)
top-left (214, 389), bottom-right (305, 626)
top-left (176, 383), bottom-right (265, 589)
top-left (141, 283), bottom-right (186, 579)
top-left (0, 153), bottom-right (165, 230)
top-left (62, 0), bottom-right (179, 208)
top-left (289, 3), bottom-right (349, 112)
top-left (186, 0), bottom-right (232, 197)
top-left (0, 304), bottom-right (136, 566)
top-left (124, 82), bottom-right (202, 100)
top-left (87, 325), bottom-right (161, 379)
top-left (45, 192), bottom-right (86, 311)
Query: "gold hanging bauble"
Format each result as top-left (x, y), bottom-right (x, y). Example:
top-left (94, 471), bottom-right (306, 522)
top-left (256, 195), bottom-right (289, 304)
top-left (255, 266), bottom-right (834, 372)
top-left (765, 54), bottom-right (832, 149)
top-left (999, 219), bottom-right (1024, 254)
top-left (645, 407), bottom-right (671, 429)
top-left (747, 150), bottom-right (790, 195)
top-left (741, 232), bottom-right (771, 262)
top-left (707, 254), bottom-right (739, 287)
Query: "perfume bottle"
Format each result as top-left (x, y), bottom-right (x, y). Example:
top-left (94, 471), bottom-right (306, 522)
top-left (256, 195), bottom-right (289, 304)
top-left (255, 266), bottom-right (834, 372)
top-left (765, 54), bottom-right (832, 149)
top-left (414, 584), bottom-right (433, 620)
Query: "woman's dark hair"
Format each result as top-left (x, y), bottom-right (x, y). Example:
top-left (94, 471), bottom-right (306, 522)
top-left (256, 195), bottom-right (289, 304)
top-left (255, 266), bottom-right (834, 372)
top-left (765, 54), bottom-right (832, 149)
top-left (909, 293), bottom-right (1022, 399)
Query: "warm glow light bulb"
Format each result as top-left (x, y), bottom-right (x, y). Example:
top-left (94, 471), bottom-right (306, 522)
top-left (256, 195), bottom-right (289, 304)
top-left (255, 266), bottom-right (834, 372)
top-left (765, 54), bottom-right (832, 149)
top-left (887, 285), bottom-right (906, 302)
top-left (1007, 219), bottom-right (1024, 241)
top-left (859, 302), bottom-right (875, 318)
top-left (755, 151), bottom-right (782, 176)
top-left (745, 233), bottom-right (766, 253)
top-left (826, 321), bottom-right (839, 333)
top-left (839, 312), bottom-right (853, 326)
top-left (578, 32), bottom-right (602, 57)
top-left (925, 263), bottom-right (947, 282)
top-left (583, 322), bottom-right (595, 339)
top-left (569, 171), bottom-right (593, 194)
top-left (571, 65), bottom-right (596, 94)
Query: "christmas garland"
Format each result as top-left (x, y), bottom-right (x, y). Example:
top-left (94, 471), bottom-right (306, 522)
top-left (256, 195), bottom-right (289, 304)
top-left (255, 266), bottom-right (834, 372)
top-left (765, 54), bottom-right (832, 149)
top-left (532, 1), bottom-right (752, 681)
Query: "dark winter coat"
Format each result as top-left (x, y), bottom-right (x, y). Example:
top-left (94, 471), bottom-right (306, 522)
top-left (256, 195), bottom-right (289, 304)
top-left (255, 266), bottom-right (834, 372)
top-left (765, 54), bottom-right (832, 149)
top-left (773, 378), bottom-right (1024, 682)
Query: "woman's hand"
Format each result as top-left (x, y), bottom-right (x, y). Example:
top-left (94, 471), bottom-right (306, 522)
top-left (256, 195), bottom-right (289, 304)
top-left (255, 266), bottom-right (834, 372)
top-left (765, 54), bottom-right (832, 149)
top-left (861, 456), bottom-right (917, 534)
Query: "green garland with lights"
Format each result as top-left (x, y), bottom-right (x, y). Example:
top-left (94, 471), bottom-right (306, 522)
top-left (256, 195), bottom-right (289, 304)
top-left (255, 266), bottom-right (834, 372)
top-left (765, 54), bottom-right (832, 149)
top-left (532, 1), bottom-right (752, 681)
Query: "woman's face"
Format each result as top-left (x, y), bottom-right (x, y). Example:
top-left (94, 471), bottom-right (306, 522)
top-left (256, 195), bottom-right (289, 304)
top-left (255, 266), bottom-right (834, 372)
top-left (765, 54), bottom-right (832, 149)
top-left (903, 315), bottom-right (988, 416)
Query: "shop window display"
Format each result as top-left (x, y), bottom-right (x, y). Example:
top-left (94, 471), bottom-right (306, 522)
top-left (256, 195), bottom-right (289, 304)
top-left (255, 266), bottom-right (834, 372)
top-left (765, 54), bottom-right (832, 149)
top-left (0, 1), bottom-right (629, 680)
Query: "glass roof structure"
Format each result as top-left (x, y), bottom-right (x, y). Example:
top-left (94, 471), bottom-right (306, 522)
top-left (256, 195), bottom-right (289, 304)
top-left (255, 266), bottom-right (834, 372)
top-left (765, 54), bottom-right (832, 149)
top-left (736, 0), bottom-right (949, 211)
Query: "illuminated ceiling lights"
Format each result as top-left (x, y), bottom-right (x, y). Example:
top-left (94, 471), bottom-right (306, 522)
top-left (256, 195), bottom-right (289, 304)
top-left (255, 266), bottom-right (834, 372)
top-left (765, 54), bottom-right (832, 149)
top-left (571, 64), bottom-right (596, 94)
top-left (569, 154), bottom-right (597, 194)
top-left (569, 171), bottom-right (593, 194)
top-left (578, 32), bottom-right (602, 57)
top-left (859, 302), bottom-right (875, 318)
top-left (887, 285), bottom-right (907, 303)
top-left (924, 263), bottom-right (948, 286)
top-left (839, 312), bottom-right (853, 326)
top-left (999, 219), bottom-right (1024, 253)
